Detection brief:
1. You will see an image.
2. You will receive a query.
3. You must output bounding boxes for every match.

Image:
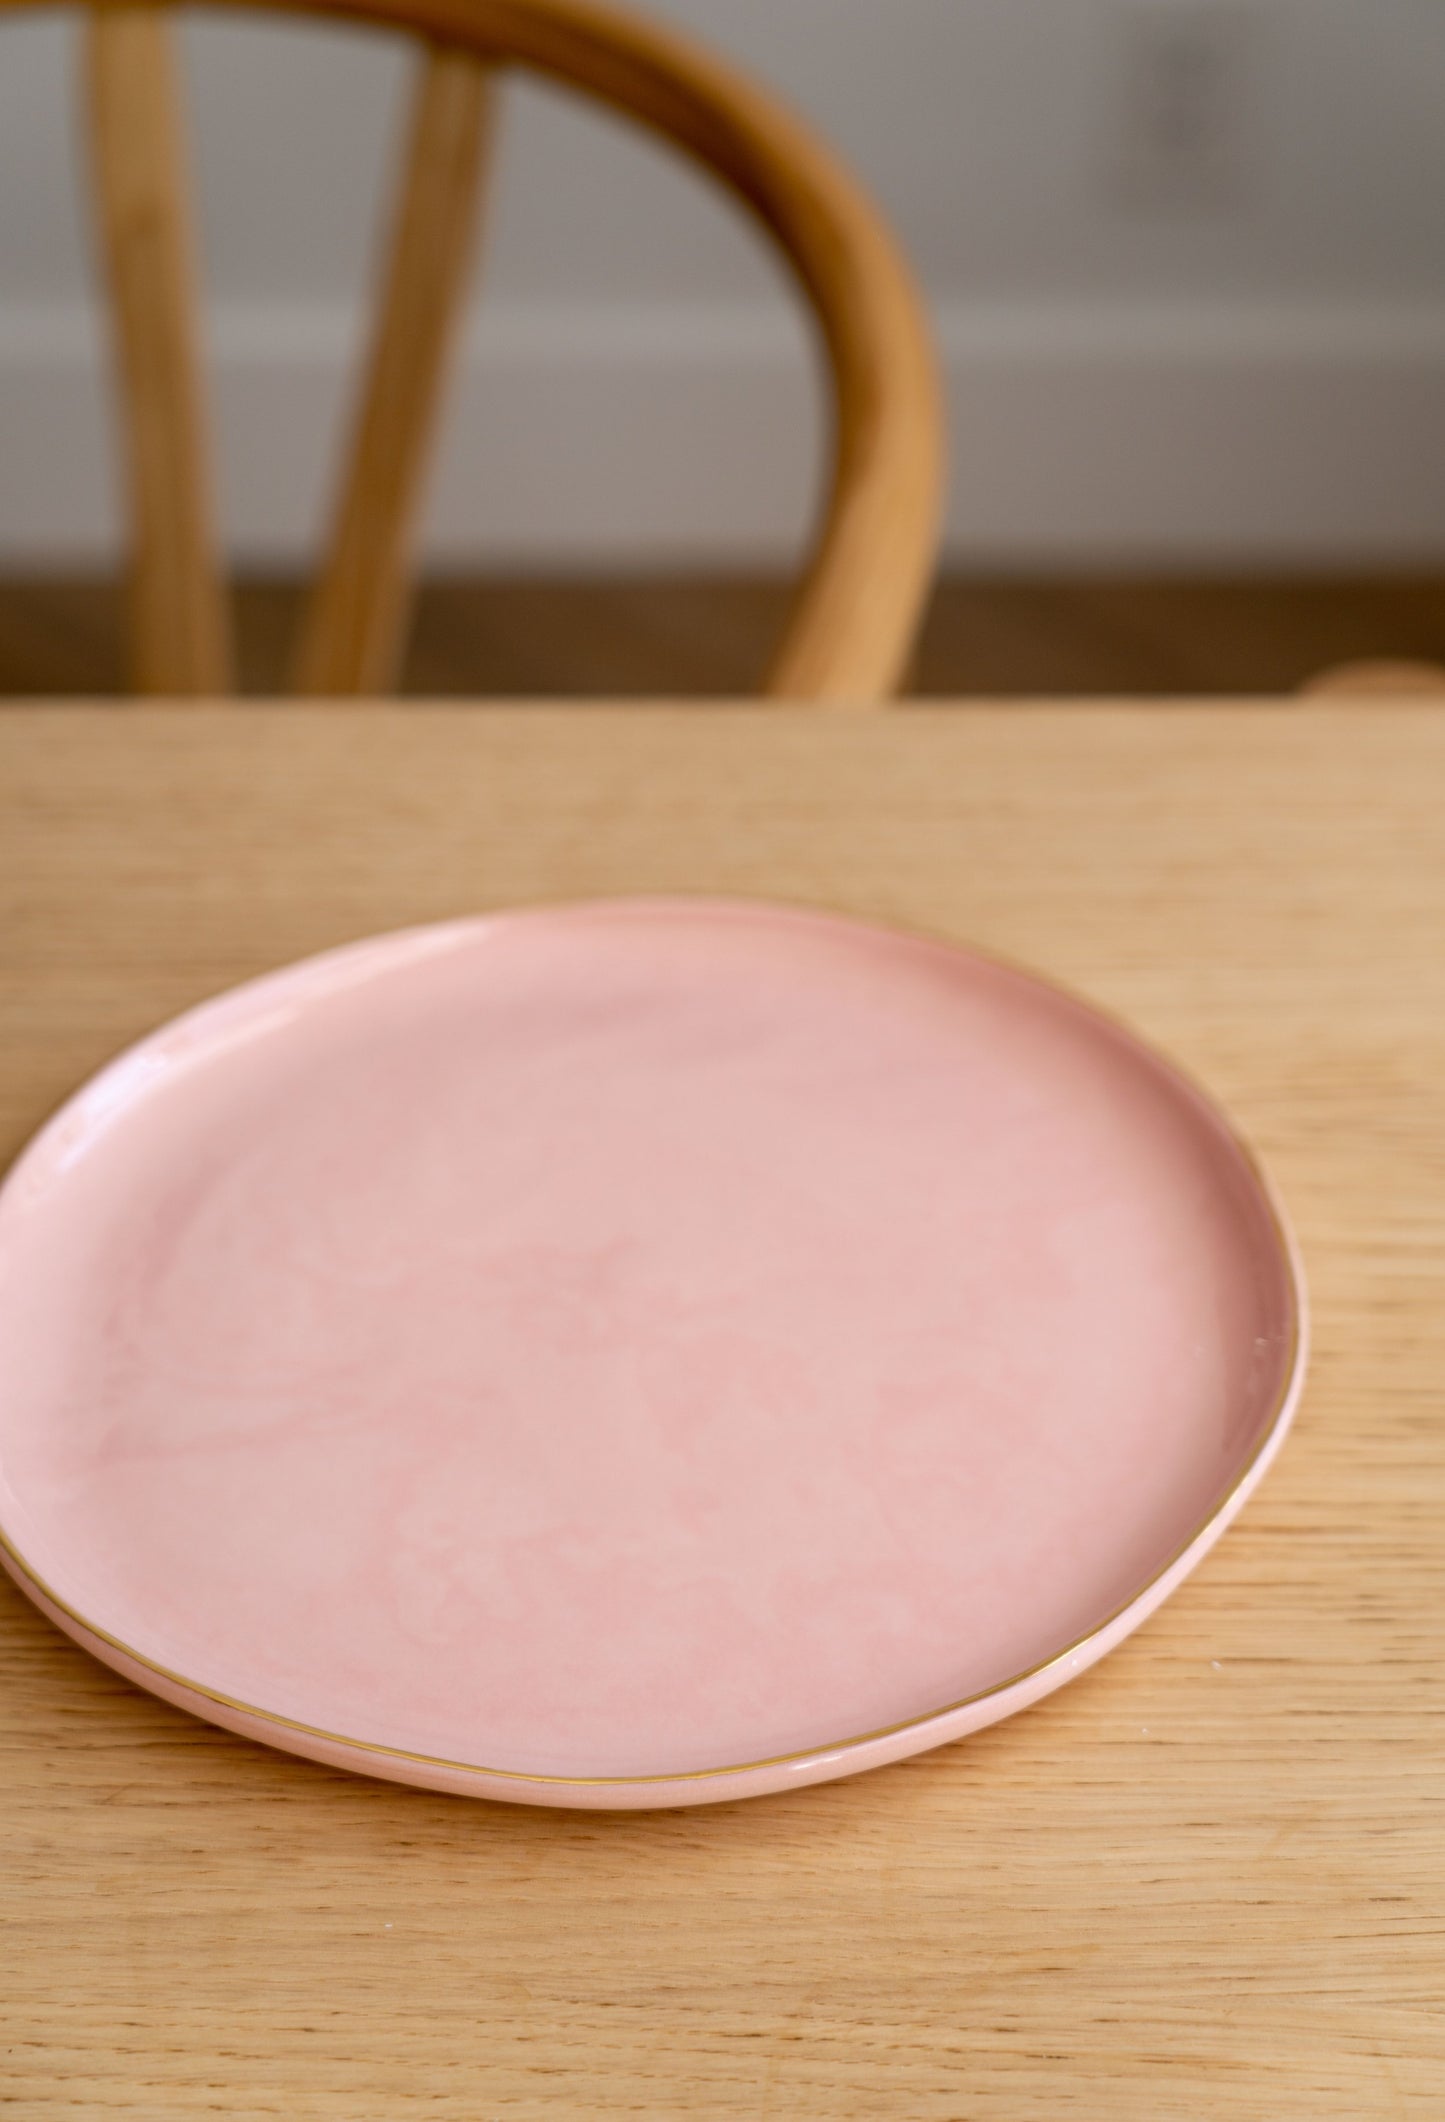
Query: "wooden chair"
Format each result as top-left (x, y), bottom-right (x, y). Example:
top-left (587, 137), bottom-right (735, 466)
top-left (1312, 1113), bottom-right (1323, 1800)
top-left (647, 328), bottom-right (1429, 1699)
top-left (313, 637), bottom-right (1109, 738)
top-left (10, 0), bottom-right (943, 702)
top-left (1300, 659), bottom-right (1445, 698)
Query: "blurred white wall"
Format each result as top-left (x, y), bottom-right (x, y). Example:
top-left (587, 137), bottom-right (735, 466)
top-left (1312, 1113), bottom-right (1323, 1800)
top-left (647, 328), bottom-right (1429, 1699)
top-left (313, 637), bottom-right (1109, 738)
top-left (1, 0), bottom-right (1443, 566)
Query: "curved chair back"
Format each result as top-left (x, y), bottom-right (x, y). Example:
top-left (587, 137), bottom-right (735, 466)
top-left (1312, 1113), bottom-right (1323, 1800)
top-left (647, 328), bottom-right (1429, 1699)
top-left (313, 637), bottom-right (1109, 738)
top-left (10, 0), bottom-right (944, 700)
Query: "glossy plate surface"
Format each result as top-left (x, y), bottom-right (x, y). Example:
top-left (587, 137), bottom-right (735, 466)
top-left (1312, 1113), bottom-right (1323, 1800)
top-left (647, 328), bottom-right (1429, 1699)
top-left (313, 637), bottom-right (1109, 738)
top-left (0, 900), bottom-right (1305, 1807)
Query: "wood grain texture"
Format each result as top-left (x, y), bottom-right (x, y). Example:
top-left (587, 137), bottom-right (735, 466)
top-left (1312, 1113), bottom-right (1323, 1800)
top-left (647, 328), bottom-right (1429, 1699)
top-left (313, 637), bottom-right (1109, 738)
top-left (84, 7), bottom-right (233, 694)
top-left (1, 701), bottom-right (1442, 2116)
top-left (293, 44), bottom-right (496, 697)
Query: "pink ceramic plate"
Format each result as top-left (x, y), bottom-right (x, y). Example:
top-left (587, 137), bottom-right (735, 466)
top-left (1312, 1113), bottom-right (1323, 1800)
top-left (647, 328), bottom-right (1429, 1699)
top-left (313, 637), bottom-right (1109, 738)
top-left (0, 899), bottom-right (1305, 1808)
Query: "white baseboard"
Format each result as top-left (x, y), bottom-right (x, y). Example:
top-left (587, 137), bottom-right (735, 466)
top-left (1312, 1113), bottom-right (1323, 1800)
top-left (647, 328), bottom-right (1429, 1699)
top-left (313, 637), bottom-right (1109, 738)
top-left (2, 296), bottom-right (1444, 568)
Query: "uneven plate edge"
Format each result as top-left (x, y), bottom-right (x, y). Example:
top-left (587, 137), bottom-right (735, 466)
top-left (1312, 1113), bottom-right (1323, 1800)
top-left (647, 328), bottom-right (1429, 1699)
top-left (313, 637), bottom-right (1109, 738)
top-left (0, 895), bottom-right (1310, 1807)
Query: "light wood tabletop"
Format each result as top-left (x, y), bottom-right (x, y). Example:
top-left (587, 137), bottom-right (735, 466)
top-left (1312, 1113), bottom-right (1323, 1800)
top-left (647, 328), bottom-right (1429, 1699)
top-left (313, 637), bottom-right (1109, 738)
top-left (2, 701), bottom-right (1441, 2119)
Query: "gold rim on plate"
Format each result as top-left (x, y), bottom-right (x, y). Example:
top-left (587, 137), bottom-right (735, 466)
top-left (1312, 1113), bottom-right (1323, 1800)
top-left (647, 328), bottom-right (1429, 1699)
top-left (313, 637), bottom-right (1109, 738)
top-left (0, 898), bottom-right (1309, 1791)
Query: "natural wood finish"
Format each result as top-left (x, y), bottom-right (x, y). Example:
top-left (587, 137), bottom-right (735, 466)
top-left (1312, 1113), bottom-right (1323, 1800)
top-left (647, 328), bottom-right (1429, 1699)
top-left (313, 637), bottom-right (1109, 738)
top-left (271, 0), bottom-right (944, 700)
top-left (2, 698), bottom-right (1443, 2115)
top-left (293, 45), bottom-right (496, 696)
top-left (84, 6), bottom-right (232, 693)
top-left (1300, 656), bottom-right (1445, 697)
top-left (33, 0), bottom-right (943, 698)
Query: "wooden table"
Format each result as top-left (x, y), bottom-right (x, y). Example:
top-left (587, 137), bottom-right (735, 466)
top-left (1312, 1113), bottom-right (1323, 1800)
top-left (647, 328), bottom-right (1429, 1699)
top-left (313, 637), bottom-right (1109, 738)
top-left (2, 702), bottom-right (1441, 2119)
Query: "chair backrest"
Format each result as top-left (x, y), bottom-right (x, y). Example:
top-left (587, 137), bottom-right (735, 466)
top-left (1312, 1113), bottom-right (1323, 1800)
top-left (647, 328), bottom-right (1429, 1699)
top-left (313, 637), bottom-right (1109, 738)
top-left (13, 0), bottom-right (945, 701)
